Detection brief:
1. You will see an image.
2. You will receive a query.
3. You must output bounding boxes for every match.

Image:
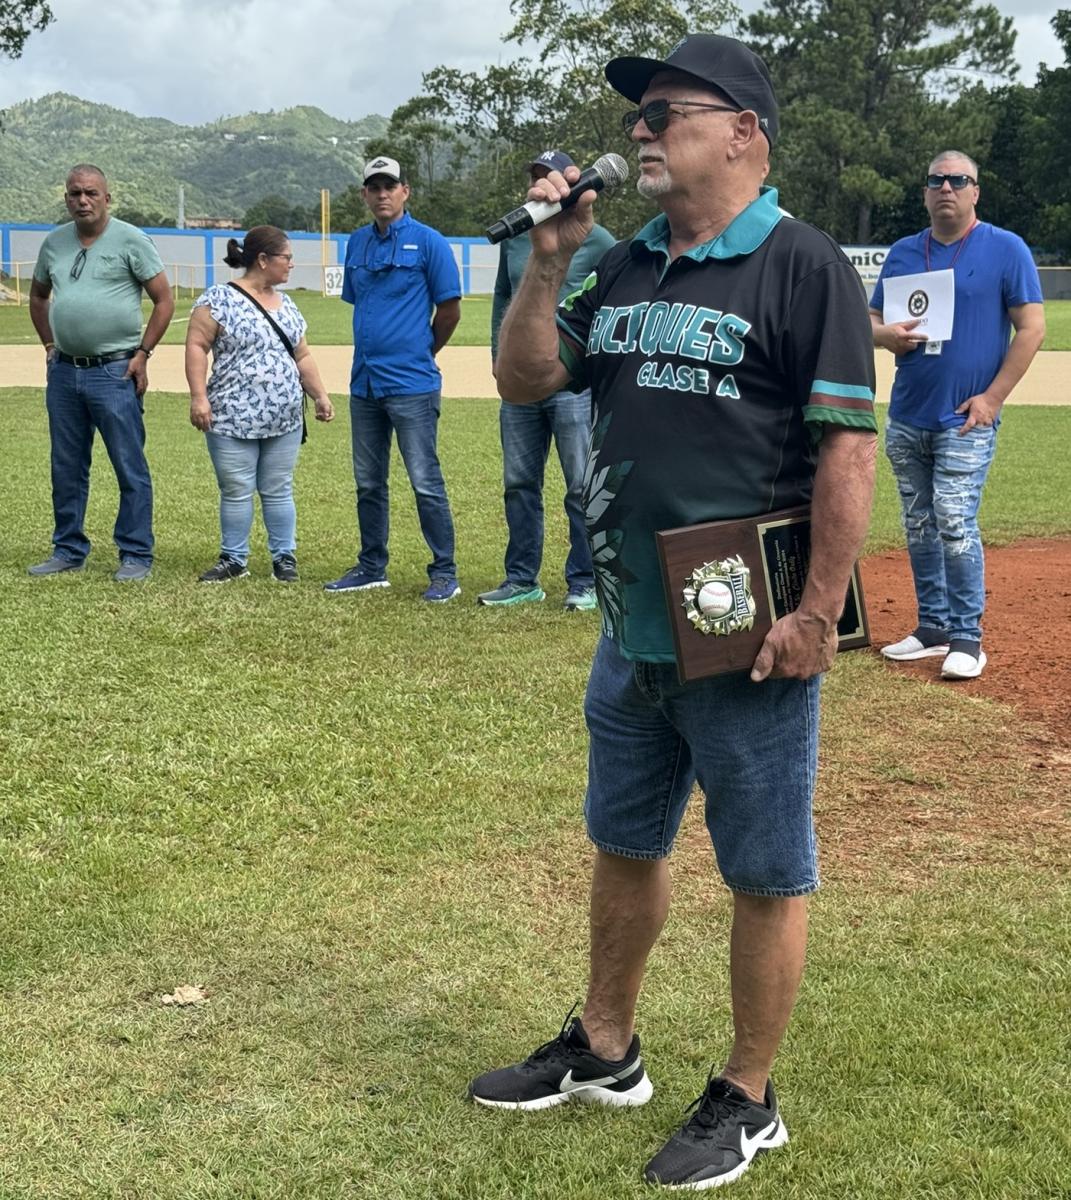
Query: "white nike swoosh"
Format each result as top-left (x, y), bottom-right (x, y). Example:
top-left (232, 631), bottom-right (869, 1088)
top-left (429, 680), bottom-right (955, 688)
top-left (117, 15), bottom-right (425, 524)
top-left (739, 1118), bottom-right (779, 1160)
top-left (560, 1058), bottom-right (640, 1092)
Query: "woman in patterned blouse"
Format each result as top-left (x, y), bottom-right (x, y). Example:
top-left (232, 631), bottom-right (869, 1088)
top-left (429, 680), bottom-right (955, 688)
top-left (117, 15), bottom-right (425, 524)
top-left (185, 225), bottom-right (334, 582)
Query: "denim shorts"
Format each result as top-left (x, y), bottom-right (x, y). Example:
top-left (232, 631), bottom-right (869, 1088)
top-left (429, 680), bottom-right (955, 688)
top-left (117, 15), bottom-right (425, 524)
top-left (583, 637), bottom-right (821, 896)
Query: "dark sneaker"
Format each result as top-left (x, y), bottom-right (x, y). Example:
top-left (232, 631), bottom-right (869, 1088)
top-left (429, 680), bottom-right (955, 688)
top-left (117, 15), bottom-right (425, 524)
top-left (272, 553), bottom-right (299, 583)
top-left (423, 576), bottom-right (461, 603)
top-left (477, 581), bottom-right (545, 606)
top-left (199, 556), bottom-right (249, 583)
top-left (114, 558), bottom-right (151, 582)
top-left (563, 586), bottom-right (598, 612)
top-left (28, 555), bottom-right (84, 576)
top-left (469, 1011), bottom-right (653, 1111)
top-left (644, 1074), bottom-right (787, 1190)
top-left (323, 566), bottom-right (390, 593)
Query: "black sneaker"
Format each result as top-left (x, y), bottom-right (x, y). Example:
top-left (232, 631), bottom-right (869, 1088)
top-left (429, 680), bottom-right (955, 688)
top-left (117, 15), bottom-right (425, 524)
top-left (272, 554), bottom-right (299, 583)
top-left (469, 1009), bottom-right (653, 1111)
top-left (644, 1073), bottom-right (787, 1190)
top-left (198, 556), bottom-right (249, 583)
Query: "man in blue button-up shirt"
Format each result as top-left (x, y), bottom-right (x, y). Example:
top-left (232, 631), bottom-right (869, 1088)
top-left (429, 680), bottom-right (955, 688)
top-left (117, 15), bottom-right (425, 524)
top-left (325, 154), bottom-right (463, 601)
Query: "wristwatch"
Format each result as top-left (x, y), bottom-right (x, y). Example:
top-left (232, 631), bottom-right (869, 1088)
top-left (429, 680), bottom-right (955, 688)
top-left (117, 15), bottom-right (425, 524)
top-left (136, 344), bottom-right (154, 357)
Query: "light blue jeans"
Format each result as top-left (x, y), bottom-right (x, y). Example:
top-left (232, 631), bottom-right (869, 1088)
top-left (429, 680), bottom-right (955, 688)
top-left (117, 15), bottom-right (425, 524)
top-left (885, 418), bottom-right (997, 645)
top-left (205, 428), bottom-right (303, 562)
top-left (500, 389), bottom-right (594, 590)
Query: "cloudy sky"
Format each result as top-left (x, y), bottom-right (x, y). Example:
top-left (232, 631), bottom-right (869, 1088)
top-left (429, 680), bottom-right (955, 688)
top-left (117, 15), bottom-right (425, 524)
top-left (0, 0), bottom-right (1062, 126)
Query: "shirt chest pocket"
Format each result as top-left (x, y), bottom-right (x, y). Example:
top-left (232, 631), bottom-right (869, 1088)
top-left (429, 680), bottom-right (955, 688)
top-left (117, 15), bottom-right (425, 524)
top-left (92, 254), bottom-right (131, 283)
top-left (383, 247), bottom-right (422, 296)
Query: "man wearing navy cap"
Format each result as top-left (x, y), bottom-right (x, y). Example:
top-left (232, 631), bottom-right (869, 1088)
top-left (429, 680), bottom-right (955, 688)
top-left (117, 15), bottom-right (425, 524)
top-left (479, 151), bottom-right (616, 611)
top-left (469, 34), bottom-right (878, 1189)
top-left (325, 154), bottom-right (463, 602)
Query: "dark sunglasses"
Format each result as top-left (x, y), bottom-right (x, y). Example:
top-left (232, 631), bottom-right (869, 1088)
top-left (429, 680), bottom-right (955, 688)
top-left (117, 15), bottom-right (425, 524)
top-left (622, 98), bottom-right (741, 135)
top-left (70, 247), bottom-right (88, 280)
top-left (926, 173), bottom-right (976, 190)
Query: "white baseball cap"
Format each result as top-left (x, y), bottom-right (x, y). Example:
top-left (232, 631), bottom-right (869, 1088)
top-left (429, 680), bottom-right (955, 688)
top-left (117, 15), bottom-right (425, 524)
top-left (363, 155), bottom-right (404, 184)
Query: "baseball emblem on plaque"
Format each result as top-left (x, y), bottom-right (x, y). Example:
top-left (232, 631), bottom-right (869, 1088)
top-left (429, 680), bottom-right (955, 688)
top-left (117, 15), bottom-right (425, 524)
top-left (681, 557), bottom-right (756, 636)
top-left (656, 506), bottom-right (870, 682)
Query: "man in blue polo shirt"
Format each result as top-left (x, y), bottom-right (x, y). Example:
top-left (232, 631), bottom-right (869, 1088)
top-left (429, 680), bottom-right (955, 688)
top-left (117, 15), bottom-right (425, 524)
top-left (870, 150), bottom-right (1045, 680)
top-left (325, 155), bottom-right (463, 601)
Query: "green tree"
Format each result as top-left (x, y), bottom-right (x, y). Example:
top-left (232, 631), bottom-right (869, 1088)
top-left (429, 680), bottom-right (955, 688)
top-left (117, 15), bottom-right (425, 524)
top-left (412, 0), bottom-right (740, 238)
top-left (113, 206), bottom-right (176, 228)
top-left (331, 183), bottom-right (368, 233)
top-left (1024, 10), bottom-right (1071, 256)
top-left (365, 97), bottom-right (480, 233)
top-left (743, 0), bottom-right (1017, 242)
top-left (0, 0), bottom-right (52, 58)
top-left (241, 194), bottom-right (315, 231)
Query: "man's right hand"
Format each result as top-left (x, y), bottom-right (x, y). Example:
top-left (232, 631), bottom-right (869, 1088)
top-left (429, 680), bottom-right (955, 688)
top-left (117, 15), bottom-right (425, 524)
top-left (526, 165), bottom-right (597, 261)
top-left (874, 318), bottom-right (927, 356)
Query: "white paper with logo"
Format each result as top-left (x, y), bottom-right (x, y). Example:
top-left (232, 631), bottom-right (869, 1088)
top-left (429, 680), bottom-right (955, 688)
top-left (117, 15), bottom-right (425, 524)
top-left (882, 268), bottom-right (954, 342)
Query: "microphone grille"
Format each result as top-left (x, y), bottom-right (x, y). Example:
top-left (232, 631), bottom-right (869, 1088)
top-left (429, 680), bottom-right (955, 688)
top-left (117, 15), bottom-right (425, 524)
top-left (593, 152), bottom-right (629, 190)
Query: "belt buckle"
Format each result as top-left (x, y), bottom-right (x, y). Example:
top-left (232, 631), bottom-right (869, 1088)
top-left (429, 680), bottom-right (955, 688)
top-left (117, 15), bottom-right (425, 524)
top-left (72, 355), bottom-right (92, 368)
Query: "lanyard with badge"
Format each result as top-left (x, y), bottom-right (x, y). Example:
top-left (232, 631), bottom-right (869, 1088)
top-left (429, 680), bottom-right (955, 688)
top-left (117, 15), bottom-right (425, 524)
top-left (922, 219), bottom-right (977, 355)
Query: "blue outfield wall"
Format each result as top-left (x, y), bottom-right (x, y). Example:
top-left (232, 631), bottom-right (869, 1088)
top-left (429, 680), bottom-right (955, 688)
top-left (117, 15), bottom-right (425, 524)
top-left (0, 223), bottom-right (500, 295)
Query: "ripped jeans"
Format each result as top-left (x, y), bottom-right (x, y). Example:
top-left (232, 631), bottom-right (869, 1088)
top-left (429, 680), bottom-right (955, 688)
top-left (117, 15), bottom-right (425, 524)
top-left (885, 417), bottom-right (997, 644)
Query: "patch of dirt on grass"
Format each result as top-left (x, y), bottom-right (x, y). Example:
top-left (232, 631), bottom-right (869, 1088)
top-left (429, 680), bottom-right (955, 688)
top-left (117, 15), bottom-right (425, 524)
top-left (814, 538), bottom-right (1071, 886)
top-left (862, 538), bottom-right (1071, 742)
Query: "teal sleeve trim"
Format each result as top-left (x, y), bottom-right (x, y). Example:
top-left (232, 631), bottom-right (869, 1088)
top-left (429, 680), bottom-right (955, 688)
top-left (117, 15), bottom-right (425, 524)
top-left (803, 404), bottom-right (878, 432)
top-left (811, 379), bottom-right (875, 401)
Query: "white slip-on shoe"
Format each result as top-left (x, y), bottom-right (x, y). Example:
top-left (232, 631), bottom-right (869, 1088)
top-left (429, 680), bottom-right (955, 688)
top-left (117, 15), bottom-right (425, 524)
top-left (941, 650), bottom-right (987, 680)
top-left (881, 634), bottom-right (950, 661)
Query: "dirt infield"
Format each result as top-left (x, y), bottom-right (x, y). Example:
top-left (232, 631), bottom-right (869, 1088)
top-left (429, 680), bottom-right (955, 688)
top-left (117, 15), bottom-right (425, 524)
top-left (862, 540), bottom-right (1071, 750)
top-left (3, 345), bottom-right (1071, 401)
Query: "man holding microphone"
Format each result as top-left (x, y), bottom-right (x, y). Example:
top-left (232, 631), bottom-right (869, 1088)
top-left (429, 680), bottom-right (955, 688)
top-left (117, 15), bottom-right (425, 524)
top-left (468, 33), bottom-right (877, 1191)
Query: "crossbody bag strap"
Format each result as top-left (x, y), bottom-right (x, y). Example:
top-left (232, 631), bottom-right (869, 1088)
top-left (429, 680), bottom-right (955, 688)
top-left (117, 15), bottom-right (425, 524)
top-left (226, 280), bottom-right (297, 359)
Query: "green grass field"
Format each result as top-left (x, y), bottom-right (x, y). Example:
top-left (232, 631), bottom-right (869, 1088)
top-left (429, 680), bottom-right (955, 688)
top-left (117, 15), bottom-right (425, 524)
top-left (1, 392), bottom-right (1069, 1198)
top-left (0, 294), bottom-right (1069, 351)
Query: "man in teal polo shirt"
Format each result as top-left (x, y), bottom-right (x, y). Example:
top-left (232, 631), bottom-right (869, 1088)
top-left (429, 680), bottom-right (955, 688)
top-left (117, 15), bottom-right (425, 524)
top-left (469, 34), bottom-right (877, 1190)
top-left (478, 150), bottom-right (617, 612)
top-left (28, 163), bottom-right (174, 581)
top-left (324, 154), bottom-right (463, 602)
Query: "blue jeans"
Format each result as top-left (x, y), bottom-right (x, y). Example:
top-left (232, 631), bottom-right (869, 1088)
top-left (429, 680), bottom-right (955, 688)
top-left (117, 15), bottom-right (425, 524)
top-left (885, 418), bottom-right (997, 645)
top-left (44, 357), bottom-right (153, 564)
top-left (350, 391), bottom-right (456, 580)
top-left (205, 428), bottom-right (302, 562)
top-left (500, 389), bottom-right (594, 590)
top-left (583, 637), bottom-right (821, 896)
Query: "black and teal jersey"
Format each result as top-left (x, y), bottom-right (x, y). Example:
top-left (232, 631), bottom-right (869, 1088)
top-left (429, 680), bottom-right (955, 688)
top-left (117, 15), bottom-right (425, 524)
top-left (556, 187), bottom-right (876, 662)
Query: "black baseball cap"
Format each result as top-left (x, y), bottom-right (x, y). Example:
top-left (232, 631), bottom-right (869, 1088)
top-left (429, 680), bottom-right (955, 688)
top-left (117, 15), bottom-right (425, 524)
top-left (528, 150), bottom-right (575, 174)
top-left (605, 33), bottom-right (779, 147)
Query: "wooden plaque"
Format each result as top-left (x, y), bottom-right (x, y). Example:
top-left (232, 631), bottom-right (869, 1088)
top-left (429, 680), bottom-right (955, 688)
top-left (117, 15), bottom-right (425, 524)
top-left (655, 505), bottom-right (869, 683)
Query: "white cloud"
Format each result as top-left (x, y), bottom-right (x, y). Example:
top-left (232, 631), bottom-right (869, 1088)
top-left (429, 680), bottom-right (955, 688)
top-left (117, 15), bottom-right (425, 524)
top-left (0, 0), bottom-right (522, 124)
top-left (0, 0), bottom-right (1062, 125)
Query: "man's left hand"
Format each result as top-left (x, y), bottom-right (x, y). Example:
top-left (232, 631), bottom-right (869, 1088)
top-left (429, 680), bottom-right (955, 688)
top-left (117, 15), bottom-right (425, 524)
top-left (750, 609), bottom-right (837, 682)
top-left (954, 391), bottom-right (1000, 434)
top-left (125, 351), bottom-right (149, 396)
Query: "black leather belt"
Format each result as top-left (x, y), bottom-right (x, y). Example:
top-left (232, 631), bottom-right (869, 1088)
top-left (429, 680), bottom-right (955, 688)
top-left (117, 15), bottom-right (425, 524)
top-left (56, 349), bottom-right (138, 368)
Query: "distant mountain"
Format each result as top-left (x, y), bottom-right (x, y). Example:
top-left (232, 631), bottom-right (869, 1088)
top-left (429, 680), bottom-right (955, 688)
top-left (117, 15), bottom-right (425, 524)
top-left (0, 93), bottom-right (388, 224)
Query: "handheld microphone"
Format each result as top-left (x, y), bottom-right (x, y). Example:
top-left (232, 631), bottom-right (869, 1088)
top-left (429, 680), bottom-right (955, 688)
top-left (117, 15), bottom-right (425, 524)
top-left (485, 153), bottom-right (629, 244)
